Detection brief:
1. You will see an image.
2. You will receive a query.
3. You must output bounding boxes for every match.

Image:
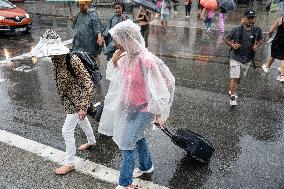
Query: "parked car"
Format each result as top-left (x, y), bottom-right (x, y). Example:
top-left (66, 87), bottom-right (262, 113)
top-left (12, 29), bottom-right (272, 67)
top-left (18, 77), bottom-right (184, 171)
top-left (0, 0), bottom-right (32, 33)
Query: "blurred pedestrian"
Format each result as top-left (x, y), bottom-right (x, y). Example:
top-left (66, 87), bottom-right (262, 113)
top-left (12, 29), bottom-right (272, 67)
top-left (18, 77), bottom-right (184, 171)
top-left (160, 0), bottom-right (171, 30)
top-left (98, 20), bottom-right (175, 189)
top-left (69, 0), bottom-right (104, 66)
top-left (89, 0), bottom-right (97, 12)
top-left (262, 15), bottom-right (284, 82)
top-left (184, 0), bottom-right (192, 18)
top-left (203, 8), bottom-right (215, 32)
top-left (219, 7), bottom-right (227, 33)
top-left (136, 6), bottom-right (151, 47)
top-left (123, 0), bottom-right (134, 14)
top-left (103, 0), bottom-right (129, 60)
top-left (156, 0), bottom-right (162, 18)
top-left (279, 0), bottom-right (284, 15)
top-left (31, 30), bottom-right (96, 175)
top-left (173, 2), bottom-right (178, 14)
top-left (266, 0), bottom-right (272, 11)
top-left (223, 10), bottom-right (263, 106)
top-left (197, 0), bottom-right (203, 17)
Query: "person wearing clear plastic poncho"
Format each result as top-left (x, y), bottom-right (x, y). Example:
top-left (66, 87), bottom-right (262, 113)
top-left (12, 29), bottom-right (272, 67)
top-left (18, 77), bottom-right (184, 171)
top-left (98, 20), bottom-right (175, 189)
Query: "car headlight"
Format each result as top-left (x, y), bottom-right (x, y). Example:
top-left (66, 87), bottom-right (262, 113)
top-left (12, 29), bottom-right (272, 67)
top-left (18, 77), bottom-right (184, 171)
top-left (25, 13), bottom-right (30, 18)
top-left (0, 16), bottom-right (5, 20)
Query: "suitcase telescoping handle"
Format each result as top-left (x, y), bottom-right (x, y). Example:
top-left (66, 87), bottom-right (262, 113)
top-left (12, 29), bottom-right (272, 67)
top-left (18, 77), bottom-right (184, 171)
top-left (154, 122), bottom-right (175, 140)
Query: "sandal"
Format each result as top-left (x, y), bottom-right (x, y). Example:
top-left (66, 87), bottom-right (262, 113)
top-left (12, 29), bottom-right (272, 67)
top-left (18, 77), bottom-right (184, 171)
top-left (54, 165), bottom-right (75, 175)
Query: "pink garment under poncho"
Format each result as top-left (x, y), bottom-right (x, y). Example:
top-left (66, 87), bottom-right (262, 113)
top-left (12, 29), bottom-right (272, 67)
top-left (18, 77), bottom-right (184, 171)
top-left (121, 55), bottom-right (155, 112)
top-left (207, 10), bottom-right (215, 19)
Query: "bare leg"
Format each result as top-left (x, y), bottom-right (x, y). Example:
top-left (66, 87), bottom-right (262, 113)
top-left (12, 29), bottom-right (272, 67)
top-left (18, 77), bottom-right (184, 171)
top-left (160, 20), bottom-right (164, 28)
top-left (78, 117), bottom-right (96, 151)
top-left (266, 57), bottom-right (275, 68)
top-left (78, 143), bottom-right (96, 151)
top-left (230, 78), bottom-right (238, 96)
top-left (280, 60), bottom-right (284, 76)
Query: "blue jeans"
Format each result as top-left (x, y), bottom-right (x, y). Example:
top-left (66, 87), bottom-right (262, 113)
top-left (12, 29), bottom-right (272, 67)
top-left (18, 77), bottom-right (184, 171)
top-left (119, 138), bottom-right (153, 186)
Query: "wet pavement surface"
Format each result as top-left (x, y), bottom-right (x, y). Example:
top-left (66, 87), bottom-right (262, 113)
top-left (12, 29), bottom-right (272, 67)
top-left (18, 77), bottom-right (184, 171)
top-left (1, 2), bottom-right (284, 189)
top-left (0, 142), bottom-right (115, 189)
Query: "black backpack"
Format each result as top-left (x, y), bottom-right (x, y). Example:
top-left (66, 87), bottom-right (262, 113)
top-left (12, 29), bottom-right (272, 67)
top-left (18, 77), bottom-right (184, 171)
top-left (65, 51), bottom-right (102, 88)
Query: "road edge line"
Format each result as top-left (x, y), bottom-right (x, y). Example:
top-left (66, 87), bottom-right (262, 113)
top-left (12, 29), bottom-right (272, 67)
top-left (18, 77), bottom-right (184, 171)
top-left (0, 129), bottom-right (169, 189)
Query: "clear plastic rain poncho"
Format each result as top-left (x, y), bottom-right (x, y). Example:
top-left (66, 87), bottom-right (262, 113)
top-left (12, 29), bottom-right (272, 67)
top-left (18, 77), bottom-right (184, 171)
top-left (98, 19), bottom-right (175, 150)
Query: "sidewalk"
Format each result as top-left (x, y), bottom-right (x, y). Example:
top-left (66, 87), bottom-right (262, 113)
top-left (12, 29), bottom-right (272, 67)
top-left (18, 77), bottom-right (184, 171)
top-left (15, 1), bottom-right (121, 18)
top-left (16, 0), bottom-right (279, 32)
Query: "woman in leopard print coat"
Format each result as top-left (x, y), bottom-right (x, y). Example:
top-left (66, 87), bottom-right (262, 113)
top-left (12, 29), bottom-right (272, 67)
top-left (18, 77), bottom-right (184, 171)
top-left (31, 30), bottom-right (96, 175)
top-left (52, 54), bottom-right (93, 114)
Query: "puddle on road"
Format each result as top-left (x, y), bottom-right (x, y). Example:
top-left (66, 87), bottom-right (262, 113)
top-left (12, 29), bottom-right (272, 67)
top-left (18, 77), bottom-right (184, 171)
top-left (13, 65), bottom-right (37, 73)
top-left (0, 58), bottom-right (38, 73)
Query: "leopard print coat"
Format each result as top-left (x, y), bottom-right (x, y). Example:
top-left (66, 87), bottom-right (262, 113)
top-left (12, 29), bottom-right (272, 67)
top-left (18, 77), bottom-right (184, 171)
top-left (52, 54), bottom-right (93, 114)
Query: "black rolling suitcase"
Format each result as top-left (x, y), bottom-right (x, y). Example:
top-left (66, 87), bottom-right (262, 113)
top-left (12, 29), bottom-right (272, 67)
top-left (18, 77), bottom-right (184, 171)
top-left (156, 123), bottom-right (215, 163)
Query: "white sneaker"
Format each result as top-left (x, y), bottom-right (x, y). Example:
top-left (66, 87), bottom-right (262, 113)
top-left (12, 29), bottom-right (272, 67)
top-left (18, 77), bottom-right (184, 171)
top-left (277, 75), bottom-right (284, 82)
top-left (262, 64), bottom-right (270, 73)
top-left (115, 183), bottom-right (135, 189)
top-left (132, 166), bottom-right (154, 178)
top-left (228, 91), bottom-right (238, 98)
top-left (206, 27), bottom-right (211, 32)
top-left (230, 95), bottom-right (237, 106)
top-left (267, 37), bottom-right (274, 43)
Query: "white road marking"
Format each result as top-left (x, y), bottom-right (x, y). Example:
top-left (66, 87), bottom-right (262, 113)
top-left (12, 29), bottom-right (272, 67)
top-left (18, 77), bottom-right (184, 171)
top-left (0, 78), bottom-right (6, 82)
top-left (0, 129), bottom-right (169, 189)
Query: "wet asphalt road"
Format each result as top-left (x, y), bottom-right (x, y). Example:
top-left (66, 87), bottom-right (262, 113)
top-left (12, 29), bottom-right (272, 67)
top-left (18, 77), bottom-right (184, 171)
top-left (0, 143), bottom-right (115, 189)
top-left (0, 6), bottom-right (284, 189)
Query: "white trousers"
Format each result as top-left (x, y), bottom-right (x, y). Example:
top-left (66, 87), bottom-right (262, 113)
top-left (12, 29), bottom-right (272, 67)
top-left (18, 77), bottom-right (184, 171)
top-left (62, 113), bottom-right (96, 166)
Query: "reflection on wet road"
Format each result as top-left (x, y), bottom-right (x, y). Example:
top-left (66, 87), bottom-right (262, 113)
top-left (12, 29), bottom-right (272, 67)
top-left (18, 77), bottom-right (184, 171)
top-left (0, 12), bottom-right (283, 189)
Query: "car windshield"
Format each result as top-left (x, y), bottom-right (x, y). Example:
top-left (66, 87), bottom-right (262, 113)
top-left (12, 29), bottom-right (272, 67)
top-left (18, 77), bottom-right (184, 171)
top-left (0, 0), bottom-right (16, 8)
